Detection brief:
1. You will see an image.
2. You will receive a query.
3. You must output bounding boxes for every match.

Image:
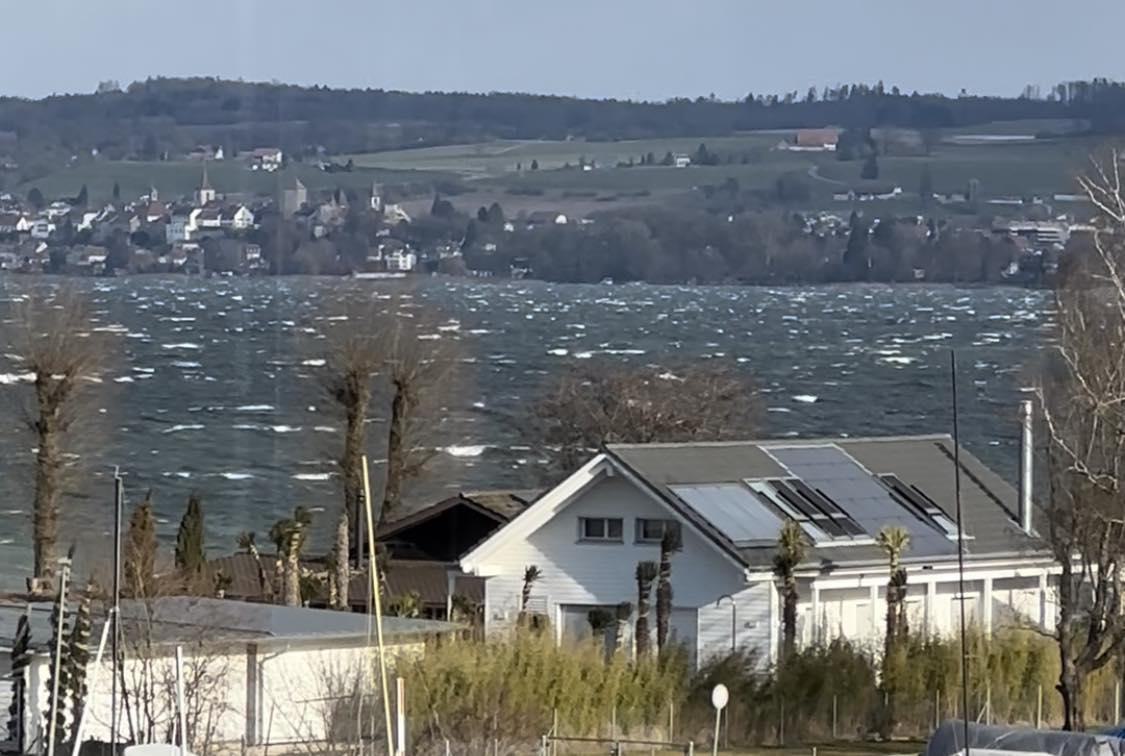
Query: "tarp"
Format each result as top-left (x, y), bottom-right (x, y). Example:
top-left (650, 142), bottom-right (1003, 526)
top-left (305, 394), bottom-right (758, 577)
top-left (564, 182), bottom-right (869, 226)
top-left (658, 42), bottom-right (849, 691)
top-left (926, 721), bottom-right (1125, 756)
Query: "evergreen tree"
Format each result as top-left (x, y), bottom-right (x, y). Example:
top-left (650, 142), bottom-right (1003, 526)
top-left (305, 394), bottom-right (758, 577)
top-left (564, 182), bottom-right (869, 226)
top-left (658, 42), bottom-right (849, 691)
top-left (175, 493), bottom-right (206, 578)
top-left (661, 151), bottom-right (674, 166)
top-left (486, 201), bottom-right (505, 224)
top-left (75, 184), bottom-right (88, 208)
top-left (861, 153), bottom-right (880, 180)
top-left (124, 493), bottom-right (157, 598)
top-left (919, 164), bottom-right (934, 206)
top-left (530, 159), bottom-right (539, 170)
top-left (65, 589), bottom-right (92, 737)
top-left (45, 590), bottom-right (71, 748)
top-left (112, 181), bottom-right (121, 202)
top-left (6, 611), bottom-right (30, 751)
top-left (27, 187), bottom-right (45, 210)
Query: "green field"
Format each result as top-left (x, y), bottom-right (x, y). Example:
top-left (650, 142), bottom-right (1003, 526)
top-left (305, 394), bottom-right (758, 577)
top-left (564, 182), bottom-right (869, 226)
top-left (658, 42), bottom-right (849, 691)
top-left (346, 132), bottom-right (1110, 206)
top-left (346, 135), bottom-right (785, 177)
top-left (817, 140), bottom-right (1096, 197)
top-left (14, 160), bottom-right (454, 205)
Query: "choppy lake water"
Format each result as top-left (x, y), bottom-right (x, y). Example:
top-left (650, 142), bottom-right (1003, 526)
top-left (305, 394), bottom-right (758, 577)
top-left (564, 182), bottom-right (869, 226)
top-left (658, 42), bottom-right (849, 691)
top-left (0, 276), bottom-right (1051, 589)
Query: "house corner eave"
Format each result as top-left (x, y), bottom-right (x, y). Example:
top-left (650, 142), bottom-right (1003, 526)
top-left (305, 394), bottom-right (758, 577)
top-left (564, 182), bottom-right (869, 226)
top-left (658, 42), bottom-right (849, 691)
top-left (458, 452), bottom-right (614, 574)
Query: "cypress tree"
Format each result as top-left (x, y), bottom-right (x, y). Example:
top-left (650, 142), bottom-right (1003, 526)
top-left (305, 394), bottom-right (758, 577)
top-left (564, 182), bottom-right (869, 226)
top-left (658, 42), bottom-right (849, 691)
top-left (66, 590), bottom-right (92, 736)
top-left (125, 493), bottom-right (157, 598)
top-left (175, 493), bottom-right (206, 577)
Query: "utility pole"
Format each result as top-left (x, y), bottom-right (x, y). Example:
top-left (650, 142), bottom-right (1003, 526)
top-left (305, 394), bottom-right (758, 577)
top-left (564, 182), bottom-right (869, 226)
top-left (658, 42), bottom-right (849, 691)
top-left (111, 468), bottom-right (124, 755)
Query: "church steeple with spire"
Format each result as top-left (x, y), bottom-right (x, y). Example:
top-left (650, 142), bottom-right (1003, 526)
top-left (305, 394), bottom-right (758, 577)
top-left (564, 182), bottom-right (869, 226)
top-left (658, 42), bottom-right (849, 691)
top-left (195, 165), bottom-right (216, 206)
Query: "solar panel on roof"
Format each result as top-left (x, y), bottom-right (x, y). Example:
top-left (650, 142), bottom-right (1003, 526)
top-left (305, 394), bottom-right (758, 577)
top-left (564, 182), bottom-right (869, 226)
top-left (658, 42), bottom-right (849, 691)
top-left (766, 445), bottom-right (958, 557)
top-left (669, 483), bottom-right (785, 544)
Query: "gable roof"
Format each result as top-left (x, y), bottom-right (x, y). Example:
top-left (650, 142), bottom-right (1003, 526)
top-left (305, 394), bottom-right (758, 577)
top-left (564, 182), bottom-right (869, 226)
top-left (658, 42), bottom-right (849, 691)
top-left (462, 436), bottom-right (1047, 576)
top-left (607, 435), bottom-right (1045, 570)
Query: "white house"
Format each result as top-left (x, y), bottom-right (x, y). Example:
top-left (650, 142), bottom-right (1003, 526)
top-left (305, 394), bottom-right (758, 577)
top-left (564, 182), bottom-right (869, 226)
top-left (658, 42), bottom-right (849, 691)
top-left (461, 429), bottom-right (1054, 668)
top-left (223, 205), bottom-right (255, 231)
top-left (0, 597), bottom-right (459, 754)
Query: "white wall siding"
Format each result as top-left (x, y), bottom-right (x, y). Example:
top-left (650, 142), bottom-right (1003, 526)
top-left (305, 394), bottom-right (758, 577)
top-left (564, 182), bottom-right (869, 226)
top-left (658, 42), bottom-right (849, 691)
top-left (476, 475), bottom-right (747, 659)
top-left (696, 583), bottom-right (773, 665)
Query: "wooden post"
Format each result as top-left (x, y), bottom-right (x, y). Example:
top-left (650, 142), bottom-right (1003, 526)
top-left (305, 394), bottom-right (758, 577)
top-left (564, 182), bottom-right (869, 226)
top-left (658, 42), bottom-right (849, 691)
top-left (832, 695), bottom-right (837, 739)
top-left (1116, 681), bottom-right (1122, 723)
top-left (1036, 685), bottom-right (1043, 729)
top-left (934, 688), bottom-right (940, 730)
top-left (669, 700), bottom-right (675, 740)
top-left (986, 682), bottom-right (992, 725)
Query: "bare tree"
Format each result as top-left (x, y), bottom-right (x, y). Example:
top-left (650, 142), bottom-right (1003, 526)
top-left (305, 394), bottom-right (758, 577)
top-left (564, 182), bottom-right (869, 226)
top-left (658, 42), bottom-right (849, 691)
top-left (376, 314), bottom-right (454, 528)
top-left (8, 289), bottom-right (103, 590)
top-left (529, 360), bottom-right (760, 474)
top-left (320, 300), bottom-right (456, 607)
top-left (518, 565), bottom-right (541, 623)
top-left (322, 319), bottom-right (380, 605)
top-left (1036, 149), bottom-right (1125, 730)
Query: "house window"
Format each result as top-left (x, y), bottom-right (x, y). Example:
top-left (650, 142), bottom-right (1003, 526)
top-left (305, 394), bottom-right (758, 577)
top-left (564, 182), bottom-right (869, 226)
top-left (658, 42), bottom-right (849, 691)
top-left (635, 518), bottom-right (681, 544)
top-left (579, 517), bottom-right (623, 542)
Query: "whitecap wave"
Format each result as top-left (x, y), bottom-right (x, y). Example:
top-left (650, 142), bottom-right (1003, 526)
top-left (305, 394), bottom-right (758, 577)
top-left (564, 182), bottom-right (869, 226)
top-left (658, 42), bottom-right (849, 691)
top-left (444, 444), bottom-right (488, 458)
top-left (792, 394), bottom-right (819, 404)
top-left (163, 424), bottom-right (205, 434)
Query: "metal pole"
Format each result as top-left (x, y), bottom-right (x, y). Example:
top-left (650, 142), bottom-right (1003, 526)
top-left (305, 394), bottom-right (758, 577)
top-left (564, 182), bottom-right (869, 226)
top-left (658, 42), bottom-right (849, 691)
top-left (111, 469), bottom-right (123, 755)
top-left (1037, 685), bottom-right (1043, 728)
top-left (1116, 681), bottom-right (1121, 724)
top-left (832, 694), bottom-right (838, 739)
top-left (47, 557), bottom-right (72, 756)
top-left (175, 646), bottom-right (187, 756)
top-left (711, 707), bottom-right (721, 756)
top-left (395, 676), bottom-right (406, 756)
top-left (951, 351), bottom-right (971, 756)
top-left (362, 455), bottom-right (396, 756)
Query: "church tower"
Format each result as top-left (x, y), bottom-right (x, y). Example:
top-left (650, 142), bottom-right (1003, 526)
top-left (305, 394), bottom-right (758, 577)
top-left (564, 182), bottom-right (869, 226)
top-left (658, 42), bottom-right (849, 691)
top-left (195, 166), bottom-right (216, 206)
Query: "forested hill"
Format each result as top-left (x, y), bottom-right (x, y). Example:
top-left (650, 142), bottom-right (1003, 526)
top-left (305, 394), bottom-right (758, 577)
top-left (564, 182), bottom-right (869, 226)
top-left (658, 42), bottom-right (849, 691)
top-left (4, 77), bottom-right (1125, 161)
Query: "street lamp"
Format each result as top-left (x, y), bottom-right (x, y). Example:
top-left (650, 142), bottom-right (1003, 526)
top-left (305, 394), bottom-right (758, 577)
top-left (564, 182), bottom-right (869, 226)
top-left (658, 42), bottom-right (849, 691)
top-left (716, 594), bottom-right (736, 653)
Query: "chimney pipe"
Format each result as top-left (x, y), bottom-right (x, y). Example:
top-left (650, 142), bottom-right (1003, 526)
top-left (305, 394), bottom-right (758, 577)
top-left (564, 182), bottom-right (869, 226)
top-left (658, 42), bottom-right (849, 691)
top-left (1019, 399), bottom-right (1034, 533)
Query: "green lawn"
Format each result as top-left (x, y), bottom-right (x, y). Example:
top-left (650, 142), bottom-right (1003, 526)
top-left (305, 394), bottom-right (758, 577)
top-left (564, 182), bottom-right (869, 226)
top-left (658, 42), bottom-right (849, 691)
top-left (16, 160), bottom-right (455, 205)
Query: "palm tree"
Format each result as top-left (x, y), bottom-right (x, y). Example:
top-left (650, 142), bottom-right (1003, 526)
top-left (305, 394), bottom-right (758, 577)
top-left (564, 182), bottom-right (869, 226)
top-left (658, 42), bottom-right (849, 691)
top-left (613, 601), bottom-right (632, 655)
top-left (773, 521), bottom-right (806, 660)
top-left (270, 507), bottom-right (312, 607)
top-left (518, 565), bottom-right (541, 623)
top-left (655, 527), bottom-right (683, 654)
top-left (238, 531), bottom-right (272, 602)
top-left (635, 561), bottom-right (658, 657)
top-left (877, 526), bottom-right (911, 654)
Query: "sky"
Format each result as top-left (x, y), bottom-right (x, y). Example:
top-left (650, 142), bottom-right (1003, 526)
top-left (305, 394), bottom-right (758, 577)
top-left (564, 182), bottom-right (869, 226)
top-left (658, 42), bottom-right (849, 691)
top-left (9, 0), bottom-right (1125, 102)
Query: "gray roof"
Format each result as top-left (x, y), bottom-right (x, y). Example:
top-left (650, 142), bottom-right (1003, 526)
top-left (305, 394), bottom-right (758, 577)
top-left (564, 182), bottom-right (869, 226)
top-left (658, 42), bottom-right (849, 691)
top-left (0, 596), bottom-right (460, 653)
top-left (606, 435), bottom-right (1046, 571)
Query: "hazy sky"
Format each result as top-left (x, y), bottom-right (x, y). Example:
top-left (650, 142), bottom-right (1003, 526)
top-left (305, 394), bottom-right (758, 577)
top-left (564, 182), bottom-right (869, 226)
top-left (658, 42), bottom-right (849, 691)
top-left (10, 0), bottom-right (1125, 101)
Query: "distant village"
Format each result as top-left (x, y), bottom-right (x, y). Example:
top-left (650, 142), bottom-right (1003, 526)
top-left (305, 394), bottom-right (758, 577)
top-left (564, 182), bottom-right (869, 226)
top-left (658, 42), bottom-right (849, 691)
top-left (0, 145), bottom-right (435, 277)
top-left (0, 133), bottom-right (1102, 283)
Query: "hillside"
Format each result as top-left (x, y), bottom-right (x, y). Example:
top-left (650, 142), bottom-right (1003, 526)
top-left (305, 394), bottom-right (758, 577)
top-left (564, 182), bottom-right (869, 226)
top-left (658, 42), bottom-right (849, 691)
top-left (2, 77), bottom-right (1125, 185)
